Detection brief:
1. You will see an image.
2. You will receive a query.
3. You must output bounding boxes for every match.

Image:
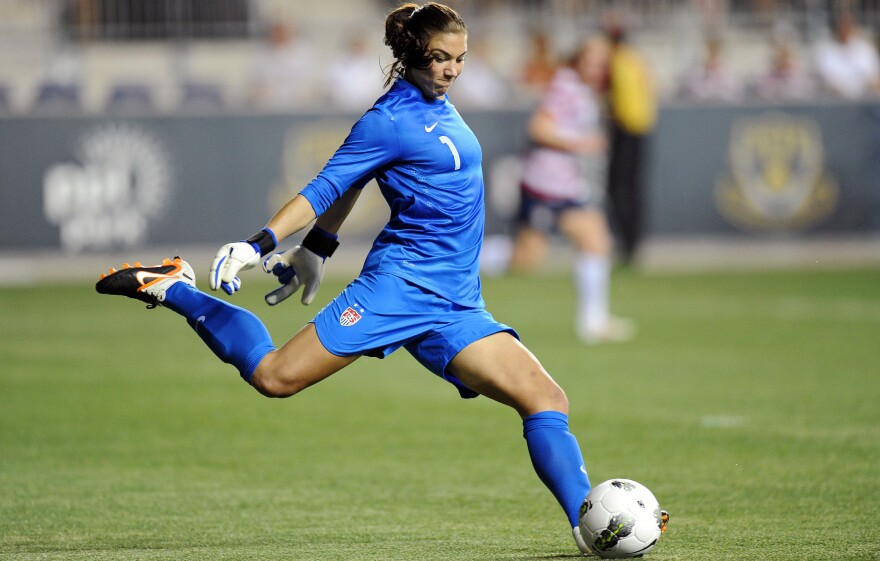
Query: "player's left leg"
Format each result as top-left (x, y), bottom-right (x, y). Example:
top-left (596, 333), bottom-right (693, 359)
top-left (249, 323), bottom-right (358, 398)
top-left (97, 257), bottom-right (278, 382)
top-left (448, 333), bottom-right (590, 542)
top-left (97, 258), bottom-right (360, 398)
top-left (560, 208), bottom-right (633, 344)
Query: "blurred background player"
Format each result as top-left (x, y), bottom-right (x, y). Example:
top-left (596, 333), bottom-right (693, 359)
top-left (603, 14), bottom-right (657, 265)
top-left (509, 35), bottom-right (635, 344)
top-left (96, 2), bottom-right (596, 554)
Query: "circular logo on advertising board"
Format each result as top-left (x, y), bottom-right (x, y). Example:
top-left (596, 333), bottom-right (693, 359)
top-left (43, 122), bottom-right (173, 252)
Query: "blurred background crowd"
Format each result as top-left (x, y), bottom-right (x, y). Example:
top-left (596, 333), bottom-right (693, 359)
top-left (0, 0), bottom-right (878, 115)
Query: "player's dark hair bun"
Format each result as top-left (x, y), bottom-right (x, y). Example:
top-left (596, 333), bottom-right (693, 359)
top-left (384, 3), bottom-right (420, 62)
top-left (383, 2), bottom-right (466, 86)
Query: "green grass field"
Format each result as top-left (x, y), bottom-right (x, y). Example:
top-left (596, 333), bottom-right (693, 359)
top-left (2, 267), bottom-right (879, 560)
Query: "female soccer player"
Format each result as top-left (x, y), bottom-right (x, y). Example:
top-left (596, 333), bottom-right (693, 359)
top-left (97, 3), bottom-right (593, 554)
top-left (510, 36), bottom-right (634, 344)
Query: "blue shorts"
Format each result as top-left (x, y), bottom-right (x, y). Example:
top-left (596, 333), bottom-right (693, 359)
top-left (517, 183), bottom-right (589, 235)
top-left (312, 272), bottom-right (518, 398)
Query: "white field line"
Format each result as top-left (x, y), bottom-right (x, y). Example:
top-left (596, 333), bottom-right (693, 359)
top-left (700, 415), bottom-right (748, 429)
top-left (772, 297), bottom-right (880, 323)
top-left (645, 295), bottom-right (880, 324)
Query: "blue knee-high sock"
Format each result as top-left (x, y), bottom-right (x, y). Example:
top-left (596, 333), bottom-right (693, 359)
top-left (162, 282), bottom-right (275, 382)
top-left (523, 410), bottom-right (591, 528)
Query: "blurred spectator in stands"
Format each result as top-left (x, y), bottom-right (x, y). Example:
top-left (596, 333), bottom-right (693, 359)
top-left (325, 33), bottom-right (385, 111)
top-left (813, 11), bottom-right (880, 99)
top-left (603, 15), bottom-right (656, 264)
top-left (750, 39), bottom-right (815, 101)
top-left (519, 29), bottom-right (558, 98)
top-left (248, 21), bottom-right (318, 108)
top-left (450, 36), bottom-right (508, 108)
top-left (679, 34), bottom-right (742, 102)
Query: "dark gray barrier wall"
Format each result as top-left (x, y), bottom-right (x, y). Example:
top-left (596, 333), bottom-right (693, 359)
top-left (650, 103), bottom-right (880, 236)
top-left (1, 102), bottom-right (877, 253)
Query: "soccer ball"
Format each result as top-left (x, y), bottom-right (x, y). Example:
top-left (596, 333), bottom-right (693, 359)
top-left (578, 479), bottom-right (666, 558)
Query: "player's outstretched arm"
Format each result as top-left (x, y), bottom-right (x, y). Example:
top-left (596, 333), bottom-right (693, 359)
top-left (310, 184), bottom-right (363, 235)
top-left (209, 195), bottom-right (318, 295)
top-left (528, 109), bottom-right (606, 155)
top-left (262, 187), bottom-right (363, 305)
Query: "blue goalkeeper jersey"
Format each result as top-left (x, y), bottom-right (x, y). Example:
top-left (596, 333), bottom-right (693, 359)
top-left (300, 79), bottom-right (485, 307)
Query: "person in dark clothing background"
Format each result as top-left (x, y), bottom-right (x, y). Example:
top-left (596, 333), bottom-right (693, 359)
top-left (603, 16), bottom-right (656, 264)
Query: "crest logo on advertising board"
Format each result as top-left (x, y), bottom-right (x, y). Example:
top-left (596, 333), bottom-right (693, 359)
top-left (43, 123), bottom-right (172, 252)
top-left (715, 113), bottom-right (837, 231)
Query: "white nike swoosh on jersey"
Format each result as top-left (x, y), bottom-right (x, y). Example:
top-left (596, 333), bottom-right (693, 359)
top-left (424, 122), bottom-right (438, 132)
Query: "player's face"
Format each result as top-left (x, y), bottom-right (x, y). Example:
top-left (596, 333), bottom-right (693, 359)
top-left (576, 38), bottom-right (610, 89)
top-left (408, 32), bottom-right (467, 99)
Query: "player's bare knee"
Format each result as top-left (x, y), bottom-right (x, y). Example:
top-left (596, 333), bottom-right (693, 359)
top-left (545, 382), bottom-right (569, 414)
top-left (516, 368), bottom-right (569, 416)
top-left (250, 364), bottom-right (304, 398)
top-left (557, 387), bottom-right (570, 414)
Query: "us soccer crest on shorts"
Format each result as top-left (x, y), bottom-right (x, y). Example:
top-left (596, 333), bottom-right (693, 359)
top-left (339, 304), bottom-right (365, 326)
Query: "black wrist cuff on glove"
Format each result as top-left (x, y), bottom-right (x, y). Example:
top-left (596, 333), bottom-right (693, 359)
top-left (302, 227), bottom-right (339, 259)
top-left (246, 228), bottom-right (277, 257)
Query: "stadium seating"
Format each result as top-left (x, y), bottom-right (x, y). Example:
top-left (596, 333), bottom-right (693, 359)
top-left (32, 82), bottom-right (81, 112)
top-left (179, 81), bottom-right (225, 110)
top-left (105, 83), bottom-right (156, 112)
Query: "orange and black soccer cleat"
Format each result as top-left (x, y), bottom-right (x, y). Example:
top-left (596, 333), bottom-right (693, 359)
top-left (96, 257), bottom-right (195, 308)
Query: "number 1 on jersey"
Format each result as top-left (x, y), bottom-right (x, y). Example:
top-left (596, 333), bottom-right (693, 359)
top-left (439, 136), bottom-right (461, 171)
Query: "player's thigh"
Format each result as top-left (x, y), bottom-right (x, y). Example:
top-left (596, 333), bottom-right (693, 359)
top-left (447, 332), bottom-right (568, 418)
top-left (510, 226), bottom-right (548, 272)
top-left (252, 323), bottom-right (359, 397)
top-left (559, 207), bottom-right (610, 254)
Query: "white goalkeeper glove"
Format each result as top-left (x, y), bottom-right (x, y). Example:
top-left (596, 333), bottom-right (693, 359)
top-left (263, 246), bottom-right (325, 305)
top-left (209, 228), bottom-right (277, 295)
top-left (262, 226), bottom-right (339, 305)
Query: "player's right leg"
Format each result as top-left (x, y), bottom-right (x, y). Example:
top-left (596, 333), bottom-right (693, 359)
top-left (448, 332), bottom-right (591, 554)
top-left (508, 187), bottom-right (553, 274)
